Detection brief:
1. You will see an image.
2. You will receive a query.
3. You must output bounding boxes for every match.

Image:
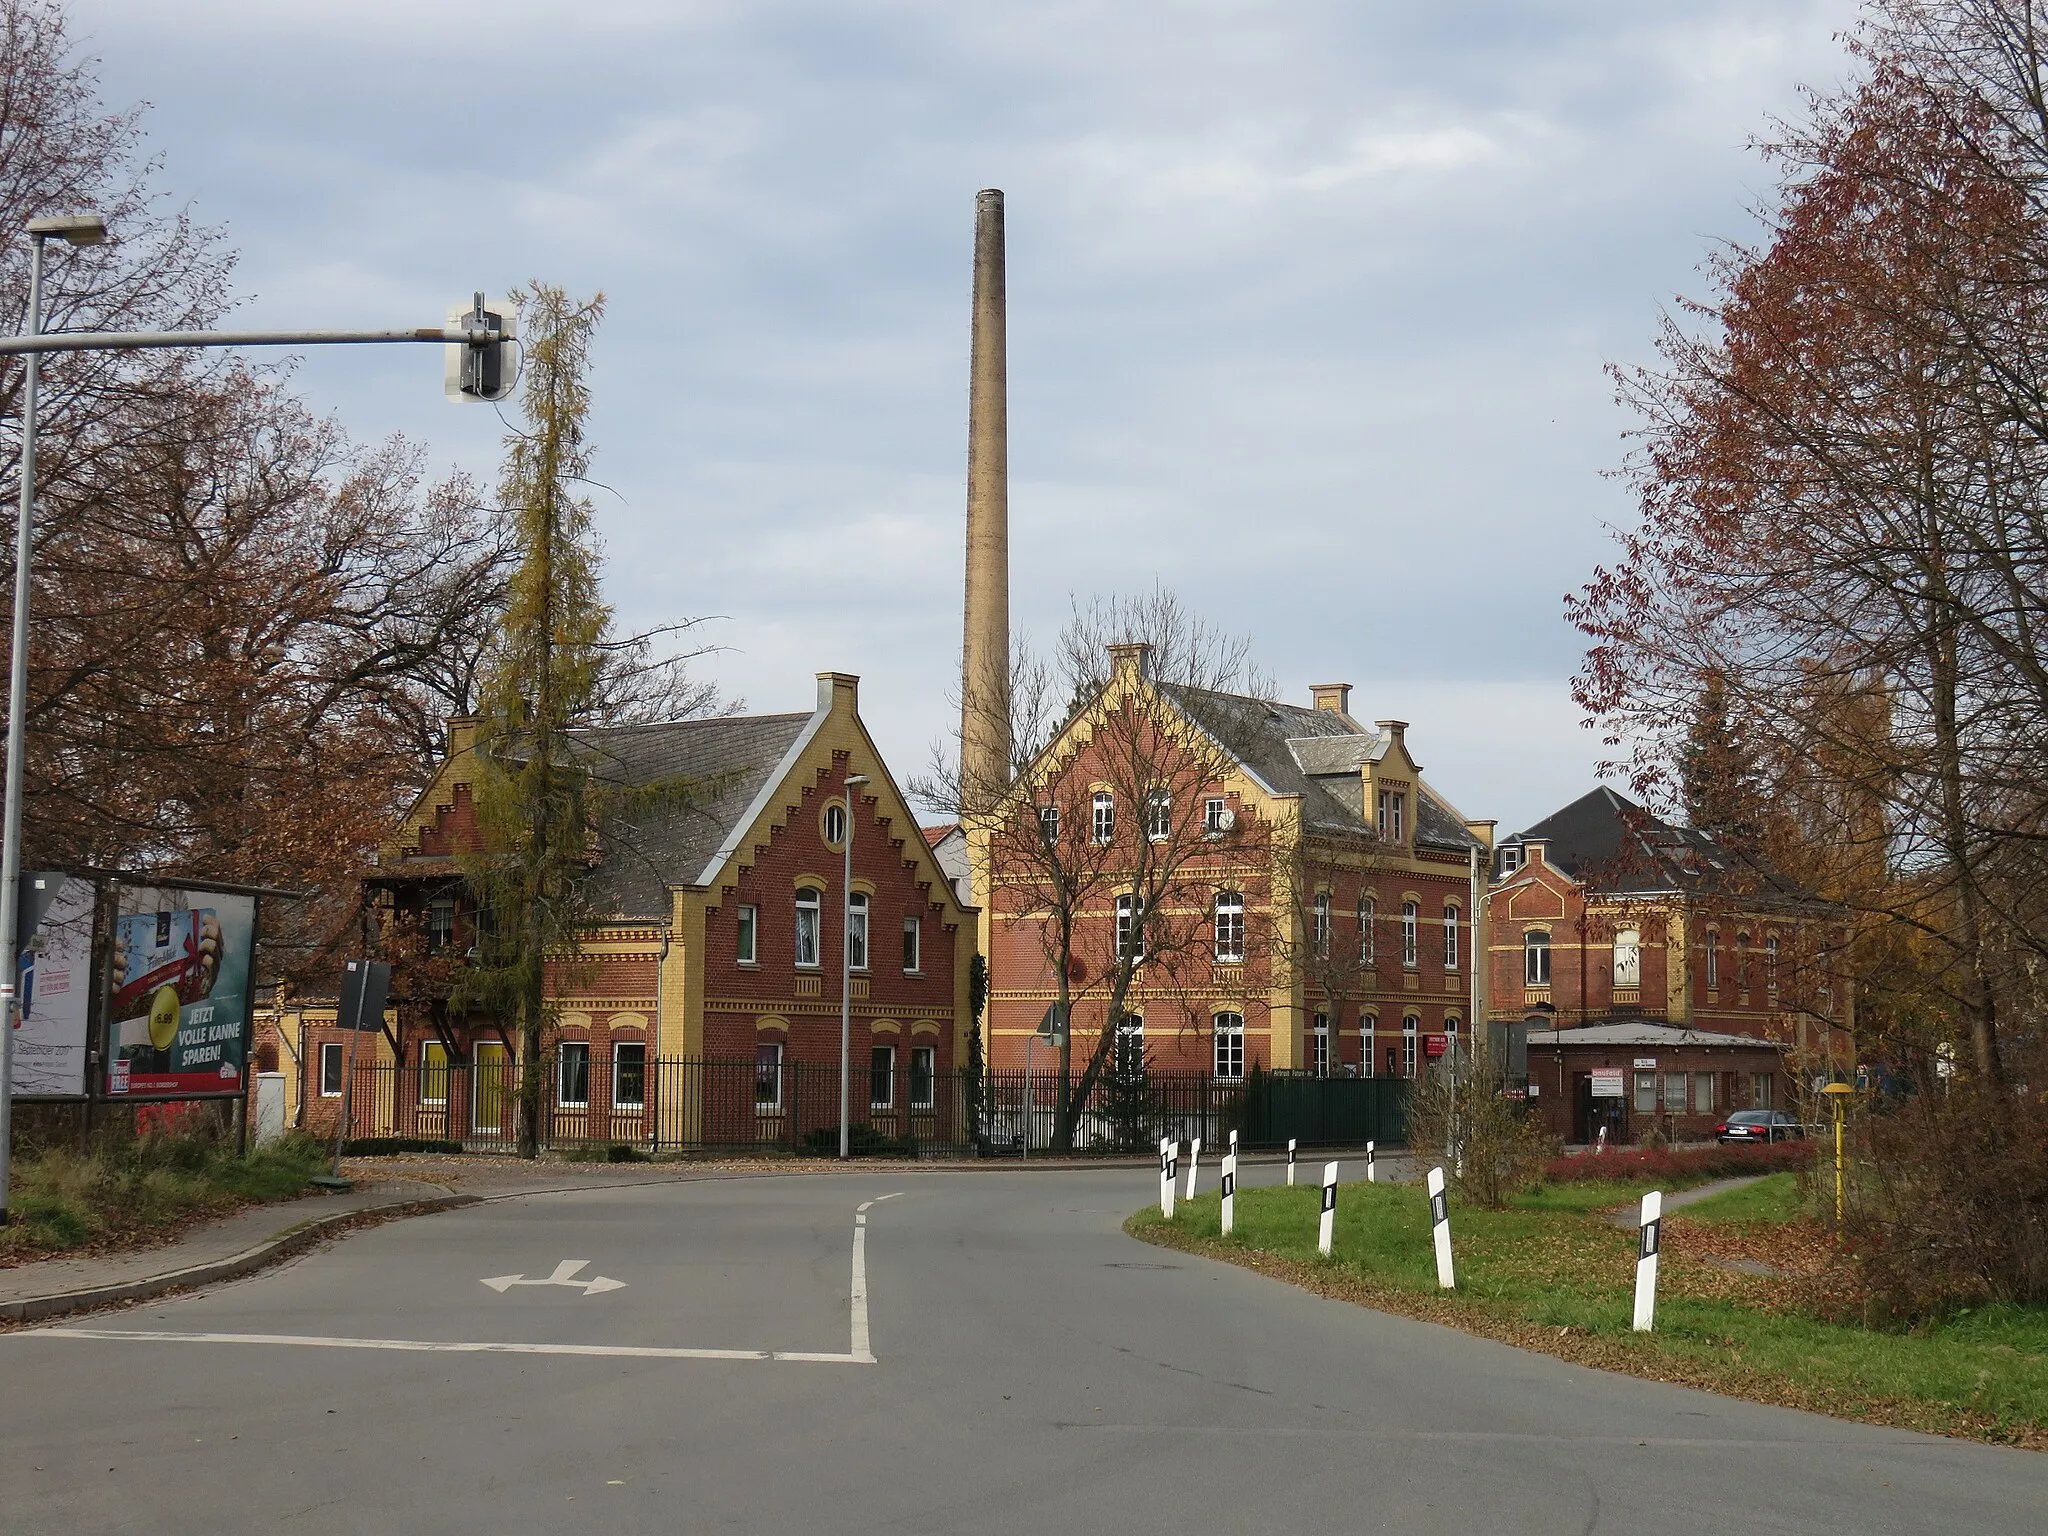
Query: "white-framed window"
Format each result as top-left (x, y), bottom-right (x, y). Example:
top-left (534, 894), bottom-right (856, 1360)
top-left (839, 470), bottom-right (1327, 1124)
top-left (1402, 1016), bottom-right (1418, 1078)
top-left (1401, 901), bottom-right (1419, 969)
top-left (1116, 893), bottom-right (1141, 960)
top-left (1359, 897), bottom-right (1375, 964)
top-left (1214, 890), bottom-right (1245, 963)
top-left (420, 1041), bottom-right (449, 1105)
top-left (1213, 1012), bottom-right (1245, 1080)
top-left (1498, 844), bottom-right (1521, 875)
top-left (1114, 1013), bottom-right (1144, 1078)
top-left (1634, 1071), bottom-right (1657, 1114)
top-left (1766, 933), bottom-right (1780, 992)
top-left (1204, 796), bottom-right (1230, 835)
top-left (756, 1040), bottom-right (783, 1109)
top-left (1145, 789), bottom-right (1171, 841)
top-left (735, 903), bottom-right (758, 965)
top-left (1377, 789), bottom-right (1405, 842)
top-left (870, 1044), bottom-right (896, 1108)
top-left (1360, 1016), bottom-right (1377, 1077)
top-left (1313, 892), bottom-right (1331, 957)
top-left (1753, 1071), bottom-right (1775, 1109)
top-left (558, 1041), bottom-right (590, 1107)
top-left (320, 1041), bottom-right (343, 1097)
top-left (1092, 790), bottom-right (1115, 844)
top-left (1736, 932), bottom-right (1752, 990)
top-left (614, 1041), bottom-right (647, 1108)
top-left (824, 801), bottom-right (848, 847)
top-left (1663, 1071), bottom-right (1687, 1113)
top-left (795, 887), bottom-right (822, 968)
top-left (847, 891), bottom-right (869, 971)
top-left (1613, 927), bottom-right (1641, 989)
top-left (1443, 903), bottom-right (1460, 970)
top-left (910, 1045), bottom-right (936, 1108)
top-left (1525, 930), bottom-right (1551, 986)
top-left (1312, 1012), bottom-right (1330, 1078)
top-left (1693, 1071), bottom-right (1715, 1114)
top-left (1039, 804), bottom-right (1059, 845)
top-left (426, 896), bottom-right (456, 953)
top-left (902, 916), bottom-right (921, 973)
top-left (1705, 928), bottom-right (1719, 989)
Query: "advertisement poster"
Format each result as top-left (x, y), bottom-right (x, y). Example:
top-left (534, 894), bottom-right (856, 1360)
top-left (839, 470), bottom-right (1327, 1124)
top-left (104, 886), bottom-right (256, 1098)
top-left (10, 871), bottom-right (95, 1096)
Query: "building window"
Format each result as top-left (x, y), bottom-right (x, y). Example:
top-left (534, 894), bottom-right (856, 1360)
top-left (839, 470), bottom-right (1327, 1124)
top-left (1766, 934), bottom-right (1780, 992)
top-left (420, 1041), bottom-right (449, 1105)
top-left (871, 1044), bottom-right (896, 1108)
top-left (1525, 930), bottom-right (1551, 986)
top-left (847, 891), bottom-right (869, 971)
top-left (1736, 932), bottom-right (1752, 990)
top-left (1705, 928), bottom-right (1719, 989)
top-left (1634, 1070), bottom-right (1657, 1114)
top-left (1402, 1016), bottom-right (1418, 1078)
top-left (1039, 804), bottom-right (1059, 845)
top-left (427, 897), bottom-right (455, 953)
top-left (1693, 1071), bottom-right (1715, 1114)
top-left (1092, 791), bottom-right (1115, 844)
top-left (1313, 892), bottom-right (1331, 957)
top-left (1204, 797), bottom-right (1230, 835)
top-left (910, 1045), bottom-right (936, 1108)
top-left (1663, 1071), bottom-right (1687, 1113)
top-left (1145, 789), bottom-right (1171, 841)
top-left (558, 1041), bottom-right (591, 1107)
top-left (1214, 890), bottom-right (1245, 963)
top-left (1359, 897), bottom-right (1375, 964)
top-left (320, 1041), bottom-right (343, 1097)
top-left (1443, 904), bottom-right (1459, 970)
top-left (1312, 1012), bottom-right (1330, 1078)
top-left (1116, 894), bottom-right (1141, 960)
top-left (1402, 902), bottom-right (1419, 969)
top-left (795, 887), bottom-right (822, 968)
top-left (1498, 845), bottom-right (1521, 875)
top-left (1753, 1071), bottom-right (1775, 1109)
top-left (756, 1041), bottom-right (783, 1109)
top-left (1613, 927), bottom-right (1641, 990)
top-left (1377, 789), bottom-right (1405, 842)
top-left (1360, 1018), bottom-right (1376, 1077)
top-left (735, 904), bottom-right (758, 965)
top-left (1114, 1013), bottom-right (1144, 1078)
top-left (902, 916), bottom-right (921, 973)
top-left (1213, 1012), bottom-right (1245, 1080)
top-left (614, 1042), bottom-right (646, 1108)
top-left (824, 801), bottom-right (848, 847)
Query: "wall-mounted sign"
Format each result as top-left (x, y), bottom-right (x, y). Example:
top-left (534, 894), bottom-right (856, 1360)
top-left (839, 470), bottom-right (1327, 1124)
top-left (1425, 1034), bottom-right (1448, 1058)
top-left (1633, 1057), bottom-right (1658, 1070)
top-left (1591, 1067), bottom-right (1626, 1098)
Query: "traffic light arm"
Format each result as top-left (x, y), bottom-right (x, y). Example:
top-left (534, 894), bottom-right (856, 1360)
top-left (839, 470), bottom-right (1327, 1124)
top-left (0, 323), bottom-right (503, 356)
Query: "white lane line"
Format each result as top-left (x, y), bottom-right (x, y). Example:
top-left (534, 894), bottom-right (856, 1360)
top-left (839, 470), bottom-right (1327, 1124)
top-left (40, 1329), bottom-right (773, 1361)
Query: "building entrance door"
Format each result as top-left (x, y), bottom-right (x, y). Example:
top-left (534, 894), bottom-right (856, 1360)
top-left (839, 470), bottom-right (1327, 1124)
top-left (474, 1041), bottom-right (511, 1138)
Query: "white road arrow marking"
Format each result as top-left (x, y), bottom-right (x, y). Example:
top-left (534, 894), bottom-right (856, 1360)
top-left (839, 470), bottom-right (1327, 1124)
top-left (479, 1259), bottom-right (626, 1296)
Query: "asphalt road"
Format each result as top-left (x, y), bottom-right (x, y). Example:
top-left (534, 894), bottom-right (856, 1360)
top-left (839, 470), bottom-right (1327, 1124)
top-left (2, 1164), bottom-right (2041, 1534)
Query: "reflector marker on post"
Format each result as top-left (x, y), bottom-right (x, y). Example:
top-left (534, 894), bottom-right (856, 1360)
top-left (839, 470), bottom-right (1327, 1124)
top-left (1185, 1136), bottom-right (1202, 1201)
top-left (1428, 1165), bottom-right (1455, 1289)
top-left (1286, 1138), bottom-right (1297, 1186)
top-left (1160, 1137), bottom-right (1177, 1219)
top-left (1366, 1139), bottom-right (1376, 1183)
top-left (1633, 1190), bottom-right (1662, 1331)
top-left (1318, 1161), bottom-right (1339, 1256)
top-left (1220, 1152), bottom-right (1237, 1236)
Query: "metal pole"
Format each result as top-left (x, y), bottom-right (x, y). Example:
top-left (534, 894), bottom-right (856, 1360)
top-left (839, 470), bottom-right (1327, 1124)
top-left (0, 234), bottom-right (47, 1225)
top-left (1834, 1097), bottom-right (1845, 1227)
top-left (0, 324), bottom-right (503, 356)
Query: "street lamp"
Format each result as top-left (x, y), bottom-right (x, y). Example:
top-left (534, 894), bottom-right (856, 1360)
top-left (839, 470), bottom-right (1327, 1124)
top-left (0, 212), bottom-right (107, 1226)
top-left (838, 773), bottom-right (868, 1161)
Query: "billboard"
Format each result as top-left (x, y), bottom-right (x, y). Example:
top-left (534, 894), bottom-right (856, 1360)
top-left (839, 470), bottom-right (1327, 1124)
top-left (104, 885), bottom-right (257, 1099)
top-left (10, 871), bottom-right (96, 1096)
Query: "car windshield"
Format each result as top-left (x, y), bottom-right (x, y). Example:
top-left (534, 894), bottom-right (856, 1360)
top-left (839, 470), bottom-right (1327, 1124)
top-left (1726, 1111), bottom-right (1770, 1124)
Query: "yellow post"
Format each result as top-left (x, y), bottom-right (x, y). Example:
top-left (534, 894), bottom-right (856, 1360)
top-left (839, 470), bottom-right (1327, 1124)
top-left (1821, 1081), bottom-right (1854, 1229)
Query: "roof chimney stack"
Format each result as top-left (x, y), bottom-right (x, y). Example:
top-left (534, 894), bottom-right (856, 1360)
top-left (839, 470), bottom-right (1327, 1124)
top-left (960, 189), bottom-right (1012, 810)
top-left (1310, 683), bottom-right (1352, 716)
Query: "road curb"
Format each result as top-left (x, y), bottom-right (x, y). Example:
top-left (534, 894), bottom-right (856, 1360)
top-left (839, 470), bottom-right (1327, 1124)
top-left (0, 1192), bottom-right (481, 1325)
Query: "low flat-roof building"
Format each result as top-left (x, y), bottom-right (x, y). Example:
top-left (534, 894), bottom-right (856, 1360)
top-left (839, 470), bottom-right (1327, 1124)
top-left (1525, 1020), bottom-right (1786, 1145)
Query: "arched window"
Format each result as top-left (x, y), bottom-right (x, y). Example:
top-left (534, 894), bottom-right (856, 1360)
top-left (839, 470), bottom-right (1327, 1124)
top-left (1360, 1014), bottom-right (1378, 1077)
top-left (1114, 1013), bottom-right (1144, 1079)
top-left (794, 887), bottom-right (822, 968)
top-left (1115, 894), bottom-right (1141, 960)
top-left (1213, 1012), bottom-right (1245, 1080)
top-left (1736, 931), bottom-right (1752, 989)
top-left (1214, 890), bottom-right (1245, 962)
top-left (1612, 927), bottom-right (1641, 990)
top-left (1313, 892), bottom-right (1332, 957)
top-left (1092, 791), bottom-right (1115, 844)
top-left (1443, 903), bottom-right (1460, 970)
top-left (1401, 901), bottom-right (1419, 969)
top-left (1038, 804), bottom-right (1059, 845)
top-left (1525, 930), bottom-right (1551, 986)
top-left (1311, 1011), bottom-right (1330, 1078)
top-left (1359, 897), bottom-right (1375, 964)
top-left (1402, 1014), bottom-right (1419, 1078)
top-left (1766, 933), bottom-right (1781, 992)
top-left (1145, 789), bottom-right (1171, 841)
top-left (1705, 927), bottom-right (1719, 989)
top-left (847, 892), bottom-right (869, 971)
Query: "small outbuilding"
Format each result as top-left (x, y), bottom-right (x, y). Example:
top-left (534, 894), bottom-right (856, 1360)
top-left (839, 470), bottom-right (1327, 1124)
top-left (1524, 1020), bottom-right (1787, 1146)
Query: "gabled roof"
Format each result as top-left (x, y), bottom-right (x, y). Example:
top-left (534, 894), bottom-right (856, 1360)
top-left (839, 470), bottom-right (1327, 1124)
top-left (1504, 787), bottom-right (1811, 902)
top-left (1157, 683), bottom-right (1480, 851)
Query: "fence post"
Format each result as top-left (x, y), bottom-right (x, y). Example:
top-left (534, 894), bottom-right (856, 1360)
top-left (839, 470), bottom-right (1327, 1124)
top-left (1633, 1190), bottom-right (1662, 1331)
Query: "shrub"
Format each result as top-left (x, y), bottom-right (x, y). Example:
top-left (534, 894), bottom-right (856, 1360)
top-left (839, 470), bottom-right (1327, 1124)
top-left (1540, 1140), bottom-right (1814, 1185)
top-left (341, 1137), bottom-right (463, 1157)
top-left (801, 1124), bottom-right (910, 1158)
top-left (1407, 1057), bottom-right (1558, 1207)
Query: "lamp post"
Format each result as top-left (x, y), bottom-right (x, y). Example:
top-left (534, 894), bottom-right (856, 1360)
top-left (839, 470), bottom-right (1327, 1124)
top-left (0, 214), bottom-right (106, 1227)
top-left (838, 773), bottom-right (868, 1161)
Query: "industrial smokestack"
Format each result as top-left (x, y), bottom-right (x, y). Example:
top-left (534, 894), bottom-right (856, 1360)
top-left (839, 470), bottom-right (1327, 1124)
top-left (961, 188), bottom-right (1012, 809)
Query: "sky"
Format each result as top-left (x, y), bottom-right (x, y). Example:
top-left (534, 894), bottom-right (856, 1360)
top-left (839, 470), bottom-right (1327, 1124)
top-left (74, 0), bottom-right (1866, 835)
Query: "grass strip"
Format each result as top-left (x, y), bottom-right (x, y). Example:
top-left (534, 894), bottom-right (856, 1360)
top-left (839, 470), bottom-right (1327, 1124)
top-left (1129, 1180), bottom-right (2048, 1450)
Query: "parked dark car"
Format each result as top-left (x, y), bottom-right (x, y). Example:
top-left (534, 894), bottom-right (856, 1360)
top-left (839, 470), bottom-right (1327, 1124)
top-left (1714, 1109), bottom-right (1805, 1144)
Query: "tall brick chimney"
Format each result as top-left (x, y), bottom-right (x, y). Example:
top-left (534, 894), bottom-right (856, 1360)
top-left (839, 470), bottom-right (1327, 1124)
top-left (960, 188), bottom-right (1011, 810)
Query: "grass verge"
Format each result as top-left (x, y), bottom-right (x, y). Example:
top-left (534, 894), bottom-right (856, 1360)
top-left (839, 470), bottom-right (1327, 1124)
top-left (1129, 1179), bottom-right (2048, 1450)
top-left (1, 1132), bottom-right (326, 1265)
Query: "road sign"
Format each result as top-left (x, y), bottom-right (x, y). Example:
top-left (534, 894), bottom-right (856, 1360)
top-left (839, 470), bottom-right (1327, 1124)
top-left (1036, 1004), bottom-right (1067, 1046)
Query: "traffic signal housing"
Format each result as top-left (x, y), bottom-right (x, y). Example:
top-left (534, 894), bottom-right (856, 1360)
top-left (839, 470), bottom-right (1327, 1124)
top-left (445, 293), bottom-right (518, 403)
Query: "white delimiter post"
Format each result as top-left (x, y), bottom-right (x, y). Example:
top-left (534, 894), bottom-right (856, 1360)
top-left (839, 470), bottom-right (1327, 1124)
top-left (1185, 1136), bottom-right (1202, 1200)
top-left (1428, 1166), bottom-right (1455, 1288)
top-left (1286, 1138), bottom-right (1297, 1185)
top-left (1318, 1161), bottom-right (1339, 1255)
top-left (1366, 1139), bottom-right (1377, 1183)
top-left (1634, 1190), bottom-right (1663, 1331)
top-left (1220, 1152), bottom-right (1237, 1236)
top-left (1159, 1137), bottom-right (1176, 1218)
top-left (1228, 1128), bottom-right (1238, 1156)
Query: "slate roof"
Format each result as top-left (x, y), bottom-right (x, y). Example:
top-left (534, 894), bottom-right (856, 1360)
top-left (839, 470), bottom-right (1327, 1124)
top-left (570, 711), bottom-right (813, 918)
top-left (1503, 786), bottom-right (1812, 902)
top-left (1158, 683), bottom-right (1480, 852)
top-left (1525, 1020), bottom-right (1780, 1051)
